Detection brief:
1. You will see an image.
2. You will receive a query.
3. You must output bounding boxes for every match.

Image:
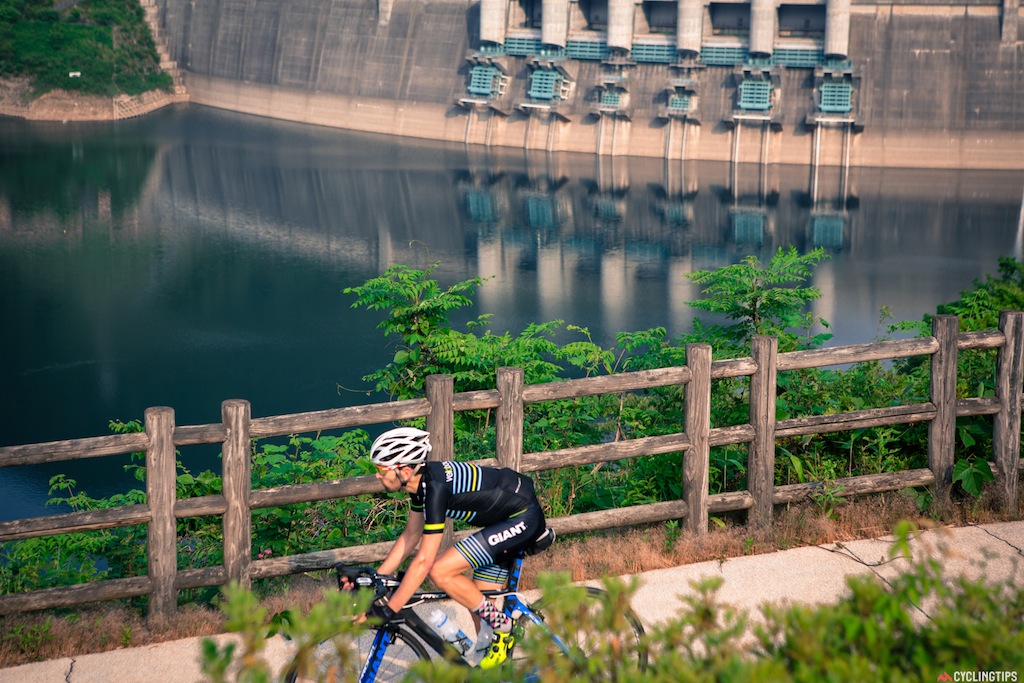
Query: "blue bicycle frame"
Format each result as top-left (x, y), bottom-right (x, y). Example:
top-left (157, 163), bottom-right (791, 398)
top-left (356, 554), bottom-right (576, 683)
top-left (358, 628), bottom-right (400, 682)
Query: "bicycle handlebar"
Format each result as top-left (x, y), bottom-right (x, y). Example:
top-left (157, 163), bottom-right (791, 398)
top-left (335, 564), bottom-right (402, 602)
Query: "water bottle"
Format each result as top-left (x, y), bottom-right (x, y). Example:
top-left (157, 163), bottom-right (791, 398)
top-left (473, 619), bottom-right (494, 659)
top-left (428, 608), bottom-right (471, 655)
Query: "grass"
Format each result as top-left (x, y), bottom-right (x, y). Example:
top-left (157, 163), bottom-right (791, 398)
top-left (0, 490), bottom-right (1020, 669)
top-left (0, 0), bottom-right (172, 97)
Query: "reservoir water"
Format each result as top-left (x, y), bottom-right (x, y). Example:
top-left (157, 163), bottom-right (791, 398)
top-left (2, 105), bottom-right (1023, 522)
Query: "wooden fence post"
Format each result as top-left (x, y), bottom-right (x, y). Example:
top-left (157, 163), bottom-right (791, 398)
top-left (222, 399), bottom-right (252, 589)
top-left (929, 315), bottom-right (959, 507)
top-left (425, 374), bottom-right (454, 461)
top-left (749, 335), bottom-right (778, 527)
top-left (684, 343), bottom-right (712, 535)
top-left (425, 374), bottom-right (455, 547)
top-left (496, 367), bottom-right (525, 472)
top-left (993, 310), bottom-right (1023, 511)
top-left (145, 406), bottom-right (177, 623)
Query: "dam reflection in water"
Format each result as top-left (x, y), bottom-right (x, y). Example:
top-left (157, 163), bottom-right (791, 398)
top-left (1, 106), bottom-right (1022, 519)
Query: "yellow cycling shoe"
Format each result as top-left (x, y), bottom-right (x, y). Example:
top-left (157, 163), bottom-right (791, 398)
top-left (478, 631), bottom-right (515, 669)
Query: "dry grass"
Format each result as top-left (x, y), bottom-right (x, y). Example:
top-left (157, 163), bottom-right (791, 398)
top-left (1, 490), bottom-right (1019, 668)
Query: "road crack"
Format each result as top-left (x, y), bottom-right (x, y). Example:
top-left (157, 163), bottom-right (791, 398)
top-left (816, 541), bottom-right (932, 620)
top-left (972, 523), bottom-right (1024, 559)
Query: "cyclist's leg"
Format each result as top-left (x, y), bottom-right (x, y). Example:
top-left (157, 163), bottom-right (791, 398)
top-left (428, 545), bottom-right (517, 668)
top-left (470, 564), bottom-right (507, 634)
top-left (428, 546), bottom-right (483, 609)
top-left (471, 562), bottom-right (510, 598)
top-left (453, 506), bottom-right (546, 668)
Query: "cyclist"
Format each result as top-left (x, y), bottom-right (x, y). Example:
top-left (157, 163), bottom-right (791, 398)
top-left (349, 426), bottom-right (552, 669)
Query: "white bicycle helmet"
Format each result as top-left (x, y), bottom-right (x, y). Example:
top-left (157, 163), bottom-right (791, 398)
top-left (370, 427), bottom-right (432, 468)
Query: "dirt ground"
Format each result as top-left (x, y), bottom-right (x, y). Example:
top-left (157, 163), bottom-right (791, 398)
top-left (0, 77), bottom-right (127, 121)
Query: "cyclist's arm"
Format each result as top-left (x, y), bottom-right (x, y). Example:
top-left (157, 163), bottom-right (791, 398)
top-left (385, 531), bottom-right (443, 613)
top-left (378, 510), bottom-right (424, 576)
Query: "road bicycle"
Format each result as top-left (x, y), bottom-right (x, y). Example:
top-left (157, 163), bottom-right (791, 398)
top-left (284, 540), bottom-right (647, 682)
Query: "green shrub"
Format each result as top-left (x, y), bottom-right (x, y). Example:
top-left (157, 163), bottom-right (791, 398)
top-left (201, 582), bottom-right (374, 683)
top-left (201, 523), bottom-right (1024, 682)
top-left (0, 0), bottom-right (169, 96)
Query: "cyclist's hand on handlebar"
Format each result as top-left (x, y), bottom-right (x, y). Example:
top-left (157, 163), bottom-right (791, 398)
top-left (336, 564), bottom-right (377, 593)
top-left (366, 603), bottom-right (396, 625)
top-left (335, 565), bottom-right (398, 625)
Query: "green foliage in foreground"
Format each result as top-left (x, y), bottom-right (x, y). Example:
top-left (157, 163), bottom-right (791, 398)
top-left (202, 584), bottom-right (375, 683)
top-left (201, 523), bottom-right (1024, 682)
top-left (0, 0), bottom-right (171, 96)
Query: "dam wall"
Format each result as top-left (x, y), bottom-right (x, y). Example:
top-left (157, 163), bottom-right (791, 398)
top-left (151, 0), bottom-right (1024, 168)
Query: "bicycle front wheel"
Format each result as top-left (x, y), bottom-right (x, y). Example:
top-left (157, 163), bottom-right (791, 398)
top-left (511, 586), bottom-right (647, 677)
top-left (285, 626), bottom-right (430, 683)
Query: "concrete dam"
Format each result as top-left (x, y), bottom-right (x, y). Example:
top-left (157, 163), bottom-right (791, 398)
top-left (150, 0), bottom-right (1024, 169)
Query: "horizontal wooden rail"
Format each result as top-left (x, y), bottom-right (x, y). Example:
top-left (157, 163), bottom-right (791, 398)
top-left (957, 397), bottom-right (1003, 417)
top-left (959, 329), bottom-right (1006, 350)
top-left (0, 505), bottom-right (151, 543)
top-left (776, 403), bottom-right (936, 438)
top-left (250, 399), bottom-right (431, 438)
top-left (452, 389), bottom-right (501, 412)
top-left (175, 495), bottom-right (228, 518)
top-left (778, 336), bottom-right (940, 371)
top-left (773, 468), bottom-right (936, 504)
top-left (710, 424), bottom-right (756, 447)
top-left (176, 567), bottom-right (227, 591)
top-left (521, 433), bottom-right (692, 473)
top-left (711, 358), bottom-right (758, 379)
top-left (174, 423), bottom-right (228, 446)
top-left (0, 576), bottom-right (151, 615)
top-left (0, 432), bottom-right (149, 468)
top-left (1, 312), bottom-right (1022, 622)
top-left (521, 366), bottom-right (692, 403)
top-left (251, 475), bottom-right (382, 509)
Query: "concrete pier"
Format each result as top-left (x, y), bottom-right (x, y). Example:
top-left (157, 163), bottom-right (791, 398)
top-left (824, 0), bottom-right (852, 60)
top-left (607, 0), bottom-right (636, 52)
top-left (749, 0), bottom-right (777, 58)
top-left (480, 0), bottom-right (508, 45)
top-left (677, 0), bottom-right (703, 56)
top-left (542, 0), bottom-right (570, 48)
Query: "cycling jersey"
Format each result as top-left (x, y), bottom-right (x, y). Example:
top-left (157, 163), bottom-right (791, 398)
top-left (409, 461), bottom-right (546, 583)
top-left (410, 461), bottom-right (537, 533)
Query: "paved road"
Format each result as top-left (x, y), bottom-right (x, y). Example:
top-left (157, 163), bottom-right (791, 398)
top-left (3, 521), bottom-right (1022, 683)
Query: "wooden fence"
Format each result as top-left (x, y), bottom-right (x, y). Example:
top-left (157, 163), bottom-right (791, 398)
top-left (1, 313), bottom-right (1022, 621)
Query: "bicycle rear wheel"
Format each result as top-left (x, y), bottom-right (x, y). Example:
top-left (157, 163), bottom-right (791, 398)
top-left (510, 586), bottom-right (647, 677)
top-left (284, 626), bottom-right (430, 683)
